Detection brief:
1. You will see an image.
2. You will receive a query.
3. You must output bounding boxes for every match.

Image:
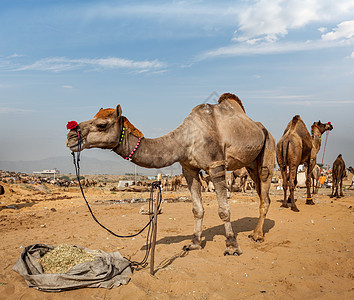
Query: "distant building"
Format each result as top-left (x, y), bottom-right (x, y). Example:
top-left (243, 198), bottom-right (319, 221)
top-left (118, 180), bottom-right (134, 188)
top-left (33, 168), bottom-right (60, 179)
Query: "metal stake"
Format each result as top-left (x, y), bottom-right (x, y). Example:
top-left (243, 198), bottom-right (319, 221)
top-left (150, 187), bottom-right (160, 275)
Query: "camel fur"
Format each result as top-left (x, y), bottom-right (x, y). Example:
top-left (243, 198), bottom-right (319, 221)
top-left (330, 154), bottom-right (346, 198)
top-left (67, 93), bottom-right (275, 255)
top-left (276, 115), bottom-right (333, 212)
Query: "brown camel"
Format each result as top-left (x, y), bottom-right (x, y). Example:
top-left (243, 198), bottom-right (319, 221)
top-left (311, 164), bottom-right (321, 194)
top-left (228, 167), bottom-right (249, 192)
top-left (330, 154), bottom-right (346, 198)
top-left (66, 93), bottom-right (275, 255)
top-left (348, 166), bottom-right (354, 174)
top-left (276, 115), bottom-right (333, 212)
top-left (171, 174), bottom-right (183, 191)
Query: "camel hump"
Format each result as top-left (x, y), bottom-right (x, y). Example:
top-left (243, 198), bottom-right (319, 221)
top-left (290, 115), bottom-right (301, 129)
top-left (218, 93), bottom-right (245, 113)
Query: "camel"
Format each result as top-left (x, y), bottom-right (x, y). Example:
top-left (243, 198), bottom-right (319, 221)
top-left (311, 164), bottom-right (321, 194)
top-left (171, 174), bottom-right (183, 191)
top-left (348, 167), bottom-right (354, 174)
top-left (276, 115), bottom-right (333, 212)
top-left (330, 154), bottom-right (346, 198)
top-left (199, 172), bottom-right (215, 192)
top-left (66, 93), bottom-right (275, 255)
top-left (228, 167), bottom-right (249, 192)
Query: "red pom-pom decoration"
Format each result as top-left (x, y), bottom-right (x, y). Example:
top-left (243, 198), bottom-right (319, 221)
top-left (67, 121), bottom-right (78, 130)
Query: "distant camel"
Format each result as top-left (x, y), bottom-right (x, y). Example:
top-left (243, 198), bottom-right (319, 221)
top-left (330, 154), bottom-right (346, 198)
top-left (276, 115), bottom-right (333, 211)
top-left (67, 93), bottom-right (275, 255)
top-left (348, 166), bottom-right (354, 174)
top-left (311, 164), bottom-right (321, 194)
top-left (199, 172), bottom-right (215, 192)
top-left (228, 167), bottom-right (249, 192)
top-left (171, 174), bottom-right (183, 191)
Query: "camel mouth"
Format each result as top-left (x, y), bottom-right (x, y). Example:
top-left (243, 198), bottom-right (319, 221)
top-left (66, 139), bottom-right (85, 152)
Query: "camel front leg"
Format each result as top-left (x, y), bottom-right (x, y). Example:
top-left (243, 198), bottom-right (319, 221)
top-left (209, 162), bottom-right (242, 256)
top-left (182, 167), bottom-right (204, 250)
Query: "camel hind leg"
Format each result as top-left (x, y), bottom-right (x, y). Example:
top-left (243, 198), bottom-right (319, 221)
top-left (247, 127), bottom-right (275, 242)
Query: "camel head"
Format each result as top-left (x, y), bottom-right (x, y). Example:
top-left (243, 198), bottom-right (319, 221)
top-left (66, 105), bottom-right (124, 152)
top-left (311, 120), bottom-right (333, 136)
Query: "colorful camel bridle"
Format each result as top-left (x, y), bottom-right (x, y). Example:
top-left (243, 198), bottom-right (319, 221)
top-left (311, 122), bottom-right (331, 141)
top-left (117, 125), bottom-right (142, 161)
top-left (66, 120), bottom-right (141, 161)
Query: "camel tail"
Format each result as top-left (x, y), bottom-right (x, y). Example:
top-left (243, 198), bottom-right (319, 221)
top-left (281, 141), bottom-right (289, 170)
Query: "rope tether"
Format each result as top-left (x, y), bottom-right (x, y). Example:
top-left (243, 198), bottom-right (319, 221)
top-left (71, 132), bottom-right (162, 269)
top-left (314, 131), bottom-right (330, 194)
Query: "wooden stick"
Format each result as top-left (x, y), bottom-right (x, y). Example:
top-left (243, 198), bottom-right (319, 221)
top-left (150, 189), bottom-right (159, 275)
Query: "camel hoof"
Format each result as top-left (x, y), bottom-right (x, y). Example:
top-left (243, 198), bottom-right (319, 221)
top-left (291, 207), bottom-right (300, 212)
top-left (224, 251), bottom-right (240, 256)
top-left (248, 234), bottom-right (264, 243)
top-left (224, 247), bottom-right (242, 256)
top-left (183, 243), bottom-right (201, 251)
top-left (306, 200), bottom-right (315, 205)
top-left (281, 203), bottom-right (289, 208)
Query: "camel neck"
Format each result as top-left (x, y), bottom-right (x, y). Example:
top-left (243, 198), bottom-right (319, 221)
top-left (311, 126), bottom-right (322, 151)
top-left (114, 127), bottom-right (186, 169)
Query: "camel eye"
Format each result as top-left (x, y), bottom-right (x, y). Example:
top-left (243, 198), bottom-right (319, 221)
top-left (97, 123), bottom-right (107, 130)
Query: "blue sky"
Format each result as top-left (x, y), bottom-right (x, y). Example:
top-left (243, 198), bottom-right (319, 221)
top-left (0, 0), bottom-right (353, 169)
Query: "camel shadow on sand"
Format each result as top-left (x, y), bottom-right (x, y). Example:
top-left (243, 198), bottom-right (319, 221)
top-left (145, 217), bottom-right (275, 274)
top-left (144, 217), bottom-right (275, 249)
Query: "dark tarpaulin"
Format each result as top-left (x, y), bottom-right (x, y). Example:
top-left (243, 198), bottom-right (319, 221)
top-left (12, 244), bottom-right (132, 292)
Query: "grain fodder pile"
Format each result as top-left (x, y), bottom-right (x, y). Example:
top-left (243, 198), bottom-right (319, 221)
top-left (39, 244), bottom-right (97, 274)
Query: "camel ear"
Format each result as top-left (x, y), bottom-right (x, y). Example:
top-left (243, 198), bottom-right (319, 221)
top-left (116, 105), bottom-right (122, 118)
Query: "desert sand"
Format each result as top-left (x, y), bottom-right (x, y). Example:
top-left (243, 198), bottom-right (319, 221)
top-left (0, 176), bottom-right (353, 299)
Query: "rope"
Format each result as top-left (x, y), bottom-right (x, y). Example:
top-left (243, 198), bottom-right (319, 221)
top-left (70, 129), bottom-right (162, 268)
top-left (314, 131), bottom-right (330, 194)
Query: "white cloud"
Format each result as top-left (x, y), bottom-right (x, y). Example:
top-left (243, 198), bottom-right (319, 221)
top-left (62, 85), bottom-right (73, 89)
top-left (6, 53), bottom-right (24, 59)
top-left (197, 39), bottom-right (349, 59)
top-left (0, 107), bottom-right (34, 114)
top-left (321, 20), bottom-right (354, 41)
top-left (233, 0), bottom-right (354, 44)
top-left (12, 56), bottom-right (166, 73)
top-left (198, 0), bottom-right (354, 59)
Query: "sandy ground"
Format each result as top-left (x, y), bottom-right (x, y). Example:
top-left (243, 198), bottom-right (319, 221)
top-left (0, 179), bottom-right (353, 300)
